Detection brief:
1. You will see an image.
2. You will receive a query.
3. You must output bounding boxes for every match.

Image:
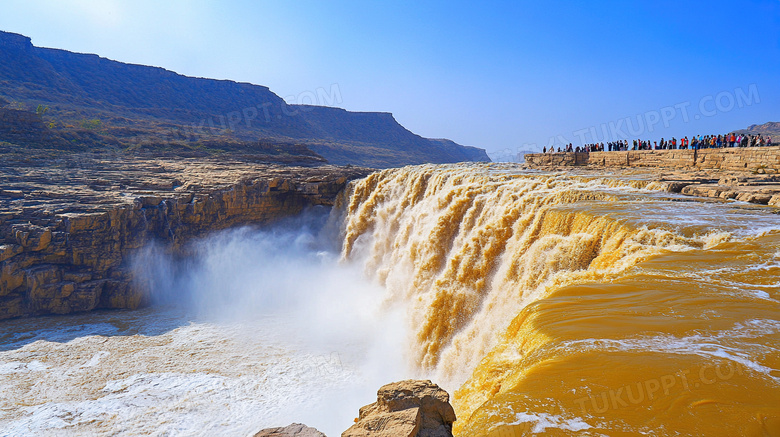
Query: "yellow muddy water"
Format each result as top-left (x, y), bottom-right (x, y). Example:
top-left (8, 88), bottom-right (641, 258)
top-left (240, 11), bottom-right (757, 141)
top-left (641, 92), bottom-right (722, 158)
top-left (340, 163), bottom-right (780, 436)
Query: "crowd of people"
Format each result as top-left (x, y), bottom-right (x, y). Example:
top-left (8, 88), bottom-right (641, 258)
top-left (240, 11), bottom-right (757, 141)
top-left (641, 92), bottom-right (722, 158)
top-left (543, 133), bottom-right (773, 153)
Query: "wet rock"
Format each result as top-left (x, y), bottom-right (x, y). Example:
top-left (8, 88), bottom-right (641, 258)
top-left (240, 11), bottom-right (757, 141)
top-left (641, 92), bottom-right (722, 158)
top-left (342, 380), bottom-right (456, 437)
top-left (664, 181), bottom-right (692, 193)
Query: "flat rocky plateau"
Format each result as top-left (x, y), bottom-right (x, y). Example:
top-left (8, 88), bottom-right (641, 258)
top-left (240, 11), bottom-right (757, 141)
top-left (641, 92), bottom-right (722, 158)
top-left (525, 163), bottom-right (780, 208)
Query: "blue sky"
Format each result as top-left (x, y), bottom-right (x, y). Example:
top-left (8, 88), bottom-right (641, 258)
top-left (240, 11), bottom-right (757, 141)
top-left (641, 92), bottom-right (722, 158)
top-left (1, 0), bottom-right (779, 156)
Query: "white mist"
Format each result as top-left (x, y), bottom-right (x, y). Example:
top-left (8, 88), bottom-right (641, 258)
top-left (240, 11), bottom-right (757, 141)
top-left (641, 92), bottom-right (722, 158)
top-left (133, 208), bottom-right (412, 435)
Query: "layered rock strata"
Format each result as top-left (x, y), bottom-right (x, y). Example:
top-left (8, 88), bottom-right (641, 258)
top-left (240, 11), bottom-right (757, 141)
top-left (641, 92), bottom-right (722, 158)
top-left (0, 153), bottom-right (370, 319)
top-left (655, 173), bottom-right (780, 206)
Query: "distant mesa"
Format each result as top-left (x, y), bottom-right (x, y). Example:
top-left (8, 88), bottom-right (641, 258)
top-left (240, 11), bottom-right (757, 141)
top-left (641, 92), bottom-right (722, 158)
top-left (0, 30), bottom-right (489, 168)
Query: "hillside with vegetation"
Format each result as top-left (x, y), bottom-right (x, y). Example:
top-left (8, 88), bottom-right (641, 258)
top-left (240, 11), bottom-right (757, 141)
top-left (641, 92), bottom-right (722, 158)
top-left (0, 30), bottom-right (489, 167)
top-left (739, 121), bottom-right (780, 138)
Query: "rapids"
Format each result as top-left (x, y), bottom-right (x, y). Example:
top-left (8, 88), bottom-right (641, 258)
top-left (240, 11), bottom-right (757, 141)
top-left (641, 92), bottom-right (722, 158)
top-left (1, 163), bottom-right (779, 436)
top-left (340, 163), bottom-right (780, 436)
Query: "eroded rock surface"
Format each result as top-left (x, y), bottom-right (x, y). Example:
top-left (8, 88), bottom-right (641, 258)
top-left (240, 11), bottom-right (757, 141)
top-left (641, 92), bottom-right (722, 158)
top-left (522, 158), bottom-right (780, 208)
top-left (661, 173), bottom-right (780, 206)
top-left (622, 170), bottom-right (780, 207)
top-left (0, 152), bottom-right (371, 319)
top-left (342, 380), bottom-right (456, 437)
top-left (254, 423), bottom-right (327, 437)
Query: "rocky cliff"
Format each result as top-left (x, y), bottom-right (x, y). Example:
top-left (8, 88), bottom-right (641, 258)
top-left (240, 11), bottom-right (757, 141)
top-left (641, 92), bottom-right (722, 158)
top-left (0, 30), bottom-right (489, 167)
top-left (0, 152), bottom-right (371, 319)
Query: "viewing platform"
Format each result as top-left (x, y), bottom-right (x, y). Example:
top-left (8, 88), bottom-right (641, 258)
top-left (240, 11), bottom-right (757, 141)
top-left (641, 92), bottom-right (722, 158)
top-left (525, 146), bottom-right (780, 173)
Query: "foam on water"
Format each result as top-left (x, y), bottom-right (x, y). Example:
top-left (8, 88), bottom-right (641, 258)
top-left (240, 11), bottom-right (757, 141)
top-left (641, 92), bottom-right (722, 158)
top-left (508, 412), bottom-right (592, 433)
top-left (0, 311), bottom-right (373, 436)
top-left (3, 164), bottom-right (780, 436)
top-left (0, 209), bottom-right (411, 436)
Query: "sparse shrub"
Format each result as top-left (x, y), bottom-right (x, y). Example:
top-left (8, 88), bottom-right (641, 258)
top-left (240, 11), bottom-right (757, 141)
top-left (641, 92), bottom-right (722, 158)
top-left (80, 119), bottom-right (103, 130)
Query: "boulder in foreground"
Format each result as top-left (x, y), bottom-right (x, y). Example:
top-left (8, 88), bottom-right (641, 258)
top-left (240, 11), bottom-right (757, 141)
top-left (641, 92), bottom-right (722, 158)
top-left (342, 379), bottom-right (456, 437)
top-left (254, 423), bottom-right (326, 437)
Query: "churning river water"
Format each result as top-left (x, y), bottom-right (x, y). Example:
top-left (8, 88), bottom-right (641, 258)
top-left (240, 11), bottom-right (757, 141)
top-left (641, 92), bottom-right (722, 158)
top-left (1, 163), bottom-right (779, 436)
